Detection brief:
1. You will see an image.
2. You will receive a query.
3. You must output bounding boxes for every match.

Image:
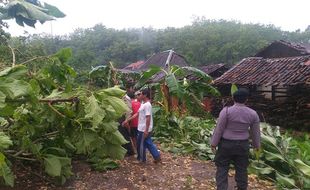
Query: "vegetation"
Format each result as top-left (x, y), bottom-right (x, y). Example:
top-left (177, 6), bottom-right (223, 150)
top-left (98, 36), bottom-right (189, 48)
top-left (0, 0), bottom-right (65, 27)
top-left (249, 124), bottom-right (310, 189)
top-left (0, 2), bottom-right (309, 189)
top-left (2, 19), bottom-right (310, 71)
top-left (0, 48), bottom-right (129, 186)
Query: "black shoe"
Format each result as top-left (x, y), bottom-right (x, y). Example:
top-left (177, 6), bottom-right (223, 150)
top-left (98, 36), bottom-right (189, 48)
top-left (153, 157), bottom-right (162, 164)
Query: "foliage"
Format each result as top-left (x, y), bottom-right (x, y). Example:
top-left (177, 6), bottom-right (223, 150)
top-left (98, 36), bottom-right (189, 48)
top-left (249, 123), bottom-right (310, 189)
top-left (0, 0), bottom-right (65, 27)
top-left (137, 65), bottom-right (219, 117)
top-left (0, 48), bottom-right (129, 186)
top-left (89, 62), bottom-right (140, 89)
top-left (9, 20), bottom-right (310, 71)
top-left (153, 107), bottom-right (216, 160)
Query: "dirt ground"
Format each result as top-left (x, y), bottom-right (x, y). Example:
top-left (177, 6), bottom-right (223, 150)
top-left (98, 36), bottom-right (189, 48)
top-left (1, 150), bottom-right (275, 190)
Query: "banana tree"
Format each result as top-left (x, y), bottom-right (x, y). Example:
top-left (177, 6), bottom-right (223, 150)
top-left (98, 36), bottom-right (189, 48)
top-left (0, 0), bottom-right (65, 27)
top-left (135, 64), bottom-right (220, 116)
top-left (249, 123), bottom-right (310, 189)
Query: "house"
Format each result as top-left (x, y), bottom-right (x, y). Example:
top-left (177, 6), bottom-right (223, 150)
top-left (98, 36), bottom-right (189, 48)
top-left (255, 40), bottom-right (310, 58)
top-left (139, 50), bottom-right (188, 71)
top-left (123, 60), bottom-right (145, 72)
top-left (122, 50), bottom-right (189, 83)
top-left (122, 50), bottom-right (188, 72)
top-left (214, 56), bottom-right (310, 100)
top-left (199, 63), bottom-right (230, 79)
top-left (214, 41), bottom-right (310, 129)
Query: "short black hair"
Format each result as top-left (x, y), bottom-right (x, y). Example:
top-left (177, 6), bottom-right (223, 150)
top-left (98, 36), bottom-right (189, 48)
top-left (127, 92), bottom-right (135, 99)
top-left (141, 89), bottom-right (150, 99)
top-left (233, 88), bottom-right (249, 103)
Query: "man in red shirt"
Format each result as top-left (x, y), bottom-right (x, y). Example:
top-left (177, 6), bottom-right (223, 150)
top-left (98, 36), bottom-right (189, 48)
top-left (129, 91), bottom-right (141, 151)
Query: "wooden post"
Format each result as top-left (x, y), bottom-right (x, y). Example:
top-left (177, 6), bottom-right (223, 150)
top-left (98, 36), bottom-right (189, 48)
top-left (271, 86), bottom-right (276, 101)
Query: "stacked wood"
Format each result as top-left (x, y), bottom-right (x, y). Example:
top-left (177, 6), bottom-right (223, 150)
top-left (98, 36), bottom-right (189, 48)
top-left (211, 85), bottom-right (310, 131)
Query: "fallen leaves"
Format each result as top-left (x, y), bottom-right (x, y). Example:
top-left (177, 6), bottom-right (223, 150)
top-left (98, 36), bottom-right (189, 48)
top-left (2, 149), bottom-right (276, 190)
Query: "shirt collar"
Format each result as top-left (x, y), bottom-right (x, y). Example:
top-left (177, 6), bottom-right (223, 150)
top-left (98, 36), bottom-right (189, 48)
top-left (234, 103), bottom-right (246, 106)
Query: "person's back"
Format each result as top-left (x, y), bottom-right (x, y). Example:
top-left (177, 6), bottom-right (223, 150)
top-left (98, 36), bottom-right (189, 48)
top-left (222, 104), bottom-right (259, 141)
top-left (211, 88), bottom-right (260, 190)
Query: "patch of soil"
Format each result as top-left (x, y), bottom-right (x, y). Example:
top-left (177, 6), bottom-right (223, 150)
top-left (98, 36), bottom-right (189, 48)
top-left (0, 151), bottom-right (275, 190)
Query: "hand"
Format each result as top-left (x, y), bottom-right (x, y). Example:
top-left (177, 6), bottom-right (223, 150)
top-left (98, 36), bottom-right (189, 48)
top-left (143, 131), bottom-right (149, 138)
top-left (122, 120), bottom-right (128, 127)
top-left (211, 145), bottom-right (217, 154)
top-left (124, 123), bottom-right (130, 129)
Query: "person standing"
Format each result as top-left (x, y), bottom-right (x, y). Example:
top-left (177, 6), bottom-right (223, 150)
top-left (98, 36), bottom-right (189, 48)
top-left (210, 88), bottom-right (260, 190)
top-left (123, 89), bottom-right (161, 163)
top-left (118, 84), bottom-right (135, 156)
top-left (129, 91), bottom-right (141, 150)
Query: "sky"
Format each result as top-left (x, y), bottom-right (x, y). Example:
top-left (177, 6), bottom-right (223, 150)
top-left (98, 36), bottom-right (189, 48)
top-left (6, 0), bottom-right (310, 36)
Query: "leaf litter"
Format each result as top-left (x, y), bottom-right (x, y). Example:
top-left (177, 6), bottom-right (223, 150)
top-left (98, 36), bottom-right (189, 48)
top-left (1, 145), bottom-right (275, 190)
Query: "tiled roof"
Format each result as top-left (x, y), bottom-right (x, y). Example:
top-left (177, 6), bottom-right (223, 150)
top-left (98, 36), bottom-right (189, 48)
top-left (123, 60), bottom-right (145, 71)
top-left (199, 64), bottom-right (227, 74)
top-left (255, 40), bottom-right (310, 58)
top-left (214, 56), bottom-right (310, 86)
top-left (277, 40), bottom-right (310, 54)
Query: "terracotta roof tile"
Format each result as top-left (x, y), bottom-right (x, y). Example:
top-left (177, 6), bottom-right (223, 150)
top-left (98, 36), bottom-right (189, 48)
top-left (214, 56), bottom-right (310, 86)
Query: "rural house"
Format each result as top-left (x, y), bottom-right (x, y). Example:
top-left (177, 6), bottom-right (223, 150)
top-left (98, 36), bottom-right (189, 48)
top-left (214, 41), bottom-right (310, 129)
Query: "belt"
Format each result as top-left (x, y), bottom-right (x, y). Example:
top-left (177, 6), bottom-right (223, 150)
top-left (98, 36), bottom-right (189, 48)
top-left (221, 138), bottom-right (248, 142)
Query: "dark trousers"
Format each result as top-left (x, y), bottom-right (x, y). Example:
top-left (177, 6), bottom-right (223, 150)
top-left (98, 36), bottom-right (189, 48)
top-left (214, 138), bottom-right (249, 190)
top-left (118, 125), bottom-right (134, 155)
top-left (137, 131), bottom-right (160, 162)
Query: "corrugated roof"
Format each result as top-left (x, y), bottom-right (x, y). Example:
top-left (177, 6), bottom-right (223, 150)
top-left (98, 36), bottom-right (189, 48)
top-left (214, 56), bottom-right (310, 86)
top-left (139, 50), bottom-right (188, 70)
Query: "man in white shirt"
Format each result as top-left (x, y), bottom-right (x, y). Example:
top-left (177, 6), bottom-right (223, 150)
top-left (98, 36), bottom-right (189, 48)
top-left (123, 89), bottom-right (161, 163)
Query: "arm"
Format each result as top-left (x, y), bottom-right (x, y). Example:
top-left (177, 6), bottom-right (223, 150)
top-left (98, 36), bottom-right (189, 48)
top-left (250, 113), bottom-right (261, 149)
top-left (122, 112), bottom-right (138, 126)
top-left (144, 115), bottom-right (151, 137)
top-left (211, 108), bottom-right (228, 148)
top-left (123, 95), bottom-right (133, 120)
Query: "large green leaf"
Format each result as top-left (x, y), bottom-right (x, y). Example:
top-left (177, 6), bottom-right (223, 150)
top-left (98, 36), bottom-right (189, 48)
top-left (43, 3), bottom-right (65, 18)
top-left (0, 132), bottom-right (12, 150)
top-left (90, 158), bottom-right (118, 172)
top-left (105, 96), bottom-right (128, 117)
top-left (0, 153), bottom-right (14, 187)
top-left (44, 155), bottom-right (61, 177)
top-left (0, 0), bottom-right (65, 27)
top-left (135, 65), bottom-right (162, 88)
top-left (43, 154), bottom-right (71, 180)
top-left (230, 84), bottom-right (238, 95)
top-left (75, 129), bottom-right (98, 154)
top-left (104, 130), bottom-right (127, 145)
top-left (276, 172), bottom-right (296, 188)
top-left (166, 73), bottom-right (182, 97)
top-left (101, 143), bottom-right (127, 160)
top-left (98, 86), bottom-right (125, 98)
top-left (182, 66), bottom-right (212, 83)
top-left (0, 65), bottom-right (27, 79)
top-left (101, 121), bottom-right (118, 133)
top-left (249, 160), bottom-right (274, 175)
top-left (85, 95), bottom-right (106, 128)
top-left (0, 78), bottom-right (32, 99)
top-left (264, 150), bottom-right (286, 162)
top-left (261, 133), bottom-right (278, 150)
top-left (294, 159), bottom-right (310, 177)
top-left (0, 91), bottom-right (6, 109)
top-left (53, 48), bottom-right (72, 64)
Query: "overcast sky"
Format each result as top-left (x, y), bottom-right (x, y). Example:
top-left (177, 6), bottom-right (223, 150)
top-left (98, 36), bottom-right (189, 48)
top-left (6, 0), bottom-right (310, 36)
